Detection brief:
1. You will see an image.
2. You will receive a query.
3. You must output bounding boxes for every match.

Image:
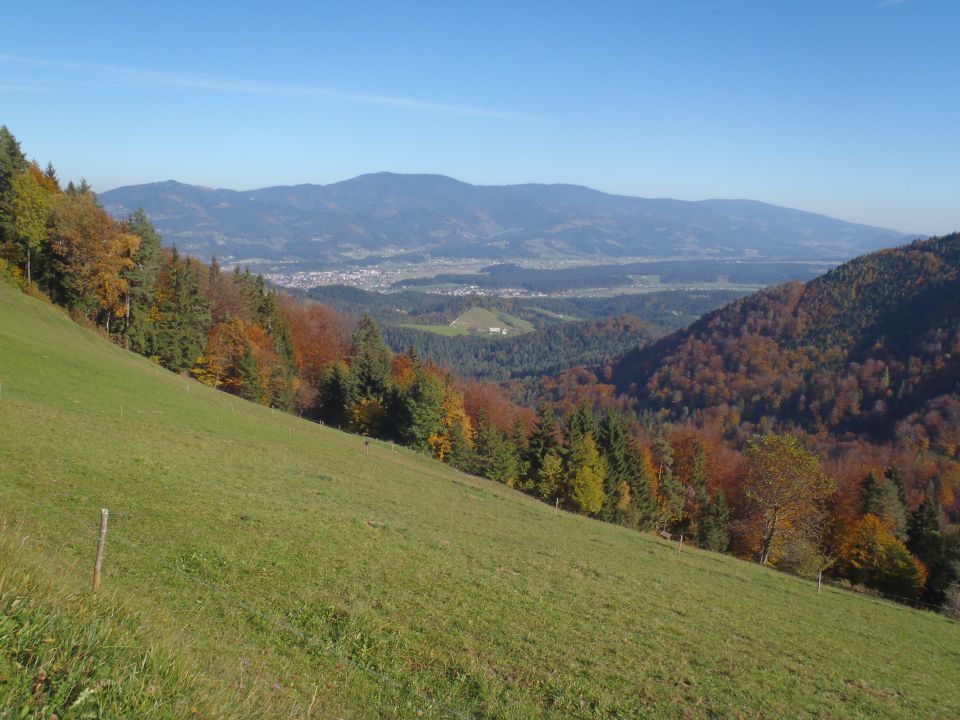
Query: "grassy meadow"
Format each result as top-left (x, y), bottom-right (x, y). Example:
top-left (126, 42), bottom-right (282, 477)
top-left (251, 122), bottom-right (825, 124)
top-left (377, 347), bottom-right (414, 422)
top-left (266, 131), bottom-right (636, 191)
top-left (0, 281), bottom-right (958, 719)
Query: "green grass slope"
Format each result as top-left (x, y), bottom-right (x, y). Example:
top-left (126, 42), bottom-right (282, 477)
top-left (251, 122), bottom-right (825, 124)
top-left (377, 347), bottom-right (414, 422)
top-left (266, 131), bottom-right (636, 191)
top-left (0, 281), bottom-right (958, 719)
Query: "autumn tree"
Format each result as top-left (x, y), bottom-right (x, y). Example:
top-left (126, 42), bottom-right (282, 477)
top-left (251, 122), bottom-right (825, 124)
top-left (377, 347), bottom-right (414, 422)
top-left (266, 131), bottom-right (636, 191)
top-left (9, 165), bottom-right (53, 285)
top-left (566, 432), bottom-right (606, 515)
top-left (741, 433), bottom-right (834, 565)
top-left (47, 191), bottom-right (140, 327)
top-left (839, 514), bottom-right (927, 598)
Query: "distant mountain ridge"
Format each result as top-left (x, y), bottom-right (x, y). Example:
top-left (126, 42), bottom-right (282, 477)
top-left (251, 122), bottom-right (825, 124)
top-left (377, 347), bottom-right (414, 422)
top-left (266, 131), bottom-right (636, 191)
top-left (99, 173), bottom-right (913, 266)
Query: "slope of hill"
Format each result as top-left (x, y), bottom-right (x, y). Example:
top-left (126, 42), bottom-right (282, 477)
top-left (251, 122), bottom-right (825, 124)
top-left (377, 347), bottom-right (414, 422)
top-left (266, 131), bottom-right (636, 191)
top-left (1, 280), bottom-right (958, 719)
top-left (99, 174), bottom-right (912, 265)
top-left (614, 233), bottom-right (960, 446)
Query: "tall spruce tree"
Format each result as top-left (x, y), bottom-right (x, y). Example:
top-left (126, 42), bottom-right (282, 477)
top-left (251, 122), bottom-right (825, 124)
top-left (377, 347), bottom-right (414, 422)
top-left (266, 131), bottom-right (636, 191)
top-left (124, 210), bottom-right (163, 353)
top-left (597, 410), bottom-right (632, 522)
top-left (352, 315), bottom-right (392, 400)
top-left (473, 413), bottom-right (521, 486)
top-left (0, 126), bottom-right (27, 252)
top-left (154, 248), bottom-right (212, 370)
top-left (698, 488), bottom-right (730, 552)
top-left (238, 342), bottom-right (262, 402)
top-left (652, 434), bottom-right (683, 532)
top-left (861, 470), bottom-right (908, 539)
top-left (625, 439), bottom-right (658, 530)
top-left (524, 404), bottom-right (559, 483)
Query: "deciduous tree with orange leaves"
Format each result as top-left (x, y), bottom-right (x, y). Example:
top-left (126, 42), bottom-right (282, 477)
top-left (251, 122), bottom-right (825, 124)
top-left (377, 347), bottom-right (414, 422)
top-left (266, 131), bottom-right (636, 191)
top-left (741, 433), bottom-right (834, 565)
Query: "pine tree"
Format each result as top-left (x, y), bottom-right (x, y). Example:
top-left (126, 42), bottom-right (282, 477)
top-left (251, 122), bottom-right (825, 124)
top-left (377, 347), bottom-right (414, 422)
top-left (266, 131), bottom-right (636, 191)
top-left (318, 361), bottom-right (359, 425)
top-left (394, 365), bottom-right (445, 451)
top-left (885, 464), bottom-right (908, 509)
top-left (0, 126), bottom-right (27, 251)
top-left (597, 410), bottom-right (632, 522)
top-left (907, 493), bottom-right (941, 562)
top-left (238, 342), bottom-right (262, 402)
top-left (524, 404), bottom-right (559, 484)
top-left (698, 488), bottom-right (730, 552)
top-left (624, 439), bottom-right (658, 530)
top-left (124, 210), bottom-right (163, 353)
top-left (352, 315), bottom-right (392, 400)
top-left (153, 248), bottom-right (212, 370)
top-left (473, 414), bottom-right (521, 486)
top-left (689, 439), bottom-right (709, 536)
top-left (445, 418), bottom-right (476, 472)
top-left (652, 434), bottom-right (683, 531)
top-left (861, 470), bottom-right (907, 539)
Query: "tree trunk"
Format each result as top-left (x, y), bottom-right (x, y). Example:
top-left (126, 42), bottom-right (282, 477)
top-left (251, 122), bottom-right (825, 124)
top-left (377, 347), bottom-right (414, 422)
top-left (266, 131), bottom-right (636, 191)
top-left (759, 508), bottom-right (780, 565)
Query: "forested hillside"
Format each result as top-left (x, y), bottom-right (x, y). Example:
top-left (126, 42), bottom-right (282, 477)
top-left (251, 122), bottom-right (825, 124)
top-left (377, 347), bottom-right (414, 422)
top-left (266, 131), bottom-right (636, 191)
top-left (614, 233), bottom-right (960, 451)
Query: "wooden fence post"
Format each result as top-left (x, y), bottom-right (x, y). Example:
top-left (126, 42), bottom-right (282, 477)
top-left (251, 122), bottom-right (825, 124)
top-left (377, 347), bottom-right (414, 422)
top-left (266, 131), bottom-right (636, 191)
top-left (678, 533), bottom-right (683, 555)
top-left (92, 508), bottom-right (109, 592)
top-left (818, 571), bottom-right (823, 595)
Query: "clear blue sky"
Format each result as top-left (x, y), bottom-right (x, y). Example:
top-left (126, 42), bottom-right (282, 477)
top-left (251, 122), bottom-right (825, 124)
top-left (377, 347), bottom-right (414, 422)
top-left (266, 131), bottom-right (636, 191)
top-left (1, 0), bottom-right (957, 234)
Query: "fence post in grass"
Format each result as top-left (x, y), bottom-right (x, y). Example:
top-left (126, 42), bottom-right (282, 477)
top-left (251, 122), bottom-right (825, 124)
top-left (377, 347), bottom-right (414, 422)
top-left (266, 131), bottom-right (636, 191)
top-left (678, 533), bottom-right (684, 555)
top-left (818, 571), bottom-right (822, 595)
top-left (555, 498), bottom-right (559, 515)
top-left (92, 508), bottom-right (109, 592)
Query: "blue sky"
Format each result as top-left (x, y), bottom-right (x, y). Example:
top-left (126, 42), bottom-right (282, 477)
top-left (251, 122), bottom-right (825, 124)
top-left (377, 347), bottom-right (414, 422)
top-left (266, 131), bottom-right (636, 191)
top-left (1, 0), bottom-right (957, 234)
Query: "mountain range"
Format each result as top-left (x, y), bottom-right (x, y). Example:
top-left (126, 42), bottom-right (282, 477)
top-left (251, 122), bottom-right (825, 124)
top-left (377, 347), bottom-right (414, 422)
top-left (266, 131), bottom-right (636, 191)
top-left (99, 173), bottom-right (914, 266)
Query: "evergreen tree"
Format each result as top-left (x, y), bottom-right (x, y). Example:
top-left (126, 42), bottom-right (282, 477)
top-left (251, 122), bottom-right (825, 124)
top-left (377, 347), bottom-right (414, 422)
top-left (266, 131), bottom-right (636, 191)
top-left (524, 404), bottom-right (559, 483)
top-left (124, 210), bottom-right (163, 353)
top-left (597, 409), bottom-right (632, 522)
top-left (473, 414), bottom-right (521, 486)
top-left (885, 464), bottom-right (908, 508)
top-left (624, 439), bottom-right (658, 530)
top-left (0, 126), bottom-right (27, 251)
top-left (688, 439), bottom-right (709, 536)
top-left (652, 434), bottom-right (683, 531)
top-left (318, 361), bottom-right (359, 425)
top-left (238, 342), bottom-right (262, 402)
top-left (352, 315), bottom-right (392, 400)
top-left (907, 493), bottom-right (941, 562)
top-left (394, 365), bottom-right (445, 451)
top-left (510, 417), bottom-right (532, 490)
top-left (153, 248), bottom-right (212, 370)
top-left (698, 488), bottom-right (730, 552)
top-left (861, 470), bottom-right (907, 539)
top-left (445, 418), bottom-right (476, 472)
